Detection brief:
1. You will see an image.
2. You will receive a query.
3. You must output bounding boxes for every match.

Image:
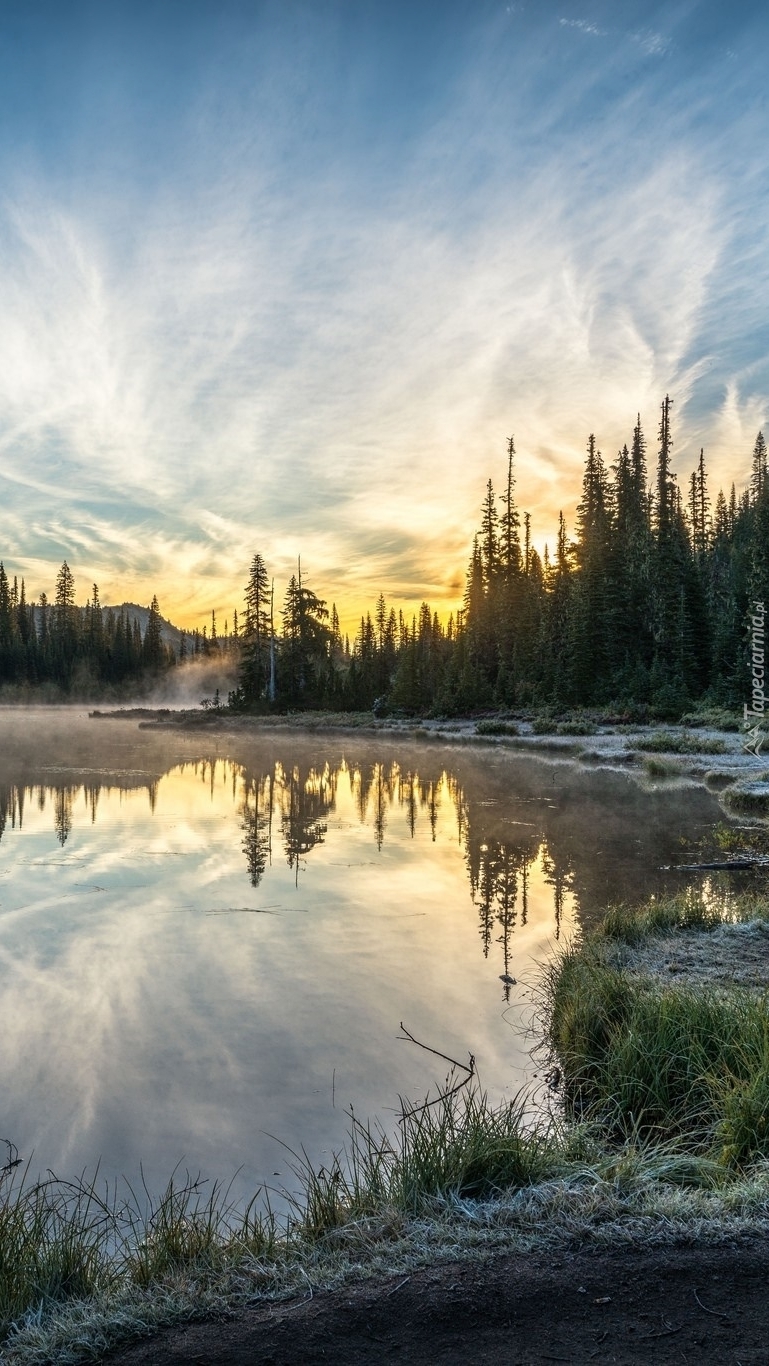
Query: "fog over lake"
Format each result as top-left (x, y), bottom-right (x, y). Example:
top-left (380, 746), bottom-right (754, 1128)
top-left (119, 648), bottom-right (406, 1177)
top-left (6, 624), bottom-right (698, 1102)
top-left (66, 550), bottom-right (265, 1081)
top-left (0, 710), bottom-right (730, 1203)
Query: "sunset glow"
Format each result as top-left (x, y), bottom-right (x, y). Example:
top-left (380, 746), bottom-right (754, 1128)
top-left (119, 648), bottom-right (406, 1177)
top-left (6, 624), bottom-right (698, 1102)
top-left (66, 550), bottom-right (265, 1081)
top-left (0, 1), bottom-right (766, 631)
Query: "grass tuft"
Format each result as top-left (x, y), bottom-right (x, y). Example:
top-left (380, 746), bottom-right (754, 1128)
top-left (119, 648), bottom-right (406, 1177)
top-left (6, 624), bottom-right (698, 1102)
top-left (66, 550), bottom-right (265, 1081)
top-left (722, 784), bottom-right (769, 816)
top-left (643, 756), bottom-right (683, 778)
top-left (121, 1174), bottom-right (236, 1285)
top-left (596, 891), bottom-right (726, 946)
top-left (286, 1086), bottom-right (567, 1239)
top-left (547, 891), bottom-right (769, 1168)
top-left (0, 1167), bottom-right (112, 1332)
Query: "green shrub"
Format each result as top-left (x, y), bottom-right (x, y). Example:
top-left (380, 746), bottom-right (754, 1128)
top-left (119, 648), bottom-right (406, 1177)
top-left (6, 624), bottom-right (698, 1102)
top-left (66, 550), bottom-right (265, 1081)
top-left (475, 720), bottom-right (520, 736)
top-left (679, 709), bottom-right (741, 733)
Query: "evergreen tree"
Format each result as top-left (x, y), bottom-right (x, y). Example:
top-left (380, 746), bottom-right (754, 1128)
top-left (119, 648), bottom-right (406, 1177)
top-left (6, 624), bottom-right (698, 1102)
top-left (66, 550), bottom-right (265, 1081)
top-left (87, 584), bottom-right (104, 670)
top-left (648, 398), bottom-right (707, 708)
top-left (499, 438), bottom-right (521, 581)
top-left (280, 561), bottom-right (329, 707)
top-left (655, 395), bottom-right (676, 541)
top-left (541, 512), bottom-right (573, 707)
top-left (0, 564), bottom-right (13, 682)
top-left (143, 595), bottom-right (165, 669)
top-left (696, 448), bottom-right (710, 554)
top-left (53, 561), bottom-right (78, 681)
top-left (239, 553), bottom-right (271, 705)
top-left (570, 435), bottom-right (610, 700)
top-left (751, 431), bottom-right (768, 504)
top-left (480, 480), bottom-right (499, 588)
top-left (748, 442), bottom-right (769, 612)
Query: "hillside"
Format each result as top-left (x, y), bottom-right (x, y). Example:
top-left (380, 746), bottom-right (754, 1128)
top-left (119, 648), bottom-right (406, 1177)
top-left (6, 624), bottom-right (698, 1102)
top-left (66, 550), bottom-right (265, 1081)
top-left (102, 603), bottom-right (185, 650)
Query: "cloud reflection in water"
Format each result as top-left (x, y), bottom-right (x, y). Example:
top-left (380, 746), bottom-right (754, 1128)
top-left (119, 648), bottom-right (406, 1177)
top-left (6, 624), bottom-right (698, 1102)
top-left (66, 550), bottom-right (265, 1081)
top-left (0, 723), bottom-right (728, 1200)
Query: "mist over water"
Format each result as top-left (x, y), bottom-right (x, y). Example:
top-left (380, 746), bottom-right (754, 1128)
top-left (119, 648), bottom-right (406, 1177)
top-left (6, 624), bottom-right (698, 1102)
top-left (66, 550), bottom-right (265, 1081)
top-left (0, 710), bottom-right (730, 1203)
top-left (134, 655), bottom-right (240, 710)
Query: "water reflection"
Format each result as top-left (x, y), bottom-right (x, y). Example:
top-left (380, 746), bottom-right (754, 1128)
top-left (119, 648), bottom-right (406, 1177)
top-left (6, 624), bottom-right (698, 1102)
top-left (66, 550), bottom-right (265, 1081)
top-left (0, 746), bottom-right (733, 989)
top-left (0, 712), bottom-right (742, 1200)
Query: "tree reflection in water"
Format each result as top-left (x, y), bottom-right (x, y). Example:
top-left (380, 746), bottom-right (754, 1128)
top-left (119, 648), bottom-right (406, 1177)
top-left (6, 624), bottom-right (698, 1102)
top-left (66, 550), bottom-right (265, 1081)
top-left (240, 772), bottom-right (273, 887)
top-left (0, 747), bottom-right (734, 982)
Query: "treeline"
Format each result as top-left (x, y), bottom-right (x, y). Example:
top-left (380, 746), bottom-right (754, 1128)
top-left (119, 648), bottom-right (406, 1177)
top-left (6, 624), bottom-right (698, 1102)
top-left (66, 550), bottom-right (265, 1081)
top-left (0, 565), bottom-right (177, 691)
top-left (1, 395), bottom-right (766, 712)
top-left (234, 396), bottom-right (769, 717)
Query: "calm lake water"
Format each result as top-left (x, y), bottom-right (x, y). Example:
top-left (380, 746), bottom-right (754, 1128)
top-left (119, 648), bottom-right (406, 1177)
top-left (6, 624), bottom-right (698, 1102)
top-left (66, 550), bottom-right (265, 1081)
top-left (0, 710), bottom-right (732, 1201)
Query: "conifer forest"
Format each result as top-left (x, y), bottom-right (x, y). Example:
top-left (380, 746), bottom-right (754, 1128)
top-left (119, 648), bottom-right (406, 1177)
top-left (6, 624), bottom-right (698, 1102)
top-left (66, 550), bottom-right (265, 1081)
top-left (1, 398), bottom-right (767, 717)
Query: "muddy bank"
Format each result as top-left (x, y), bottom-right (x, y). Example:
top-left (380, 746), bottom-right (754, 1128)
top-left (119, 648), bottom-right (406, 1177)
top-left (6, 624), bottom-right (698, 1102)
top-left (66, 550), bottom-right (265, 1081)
top-left (106, 1238), bottom-right (769, 1366)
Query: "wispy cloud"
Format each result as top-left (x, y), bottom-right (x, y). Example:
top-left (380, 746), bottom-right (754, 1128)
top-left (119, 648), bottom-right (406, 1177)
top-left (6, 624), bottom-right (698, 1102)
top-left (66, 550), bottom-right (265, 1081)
top-left (559, 18), bottom-right (607, 37)
top-left (0, 5), bottom-right (765, 626)
top-left (631, 29), bottom-right (671, 57)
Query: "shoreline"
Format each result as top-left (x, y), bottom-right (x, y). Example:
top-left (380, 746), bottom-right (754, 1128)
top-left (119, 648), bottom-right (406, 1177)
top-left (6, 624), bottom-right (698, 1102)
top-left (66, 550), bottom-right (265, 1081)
top-left (88, 704), bottom-right (769, 817)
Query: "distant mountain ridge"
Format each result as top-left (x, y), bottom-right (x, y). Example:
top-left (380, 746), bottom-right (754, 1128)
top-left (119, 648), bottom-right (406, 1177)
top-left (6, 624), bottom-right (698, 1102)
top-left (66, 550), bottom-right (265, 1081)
top-left (102, 603), bottom-right (185, 649)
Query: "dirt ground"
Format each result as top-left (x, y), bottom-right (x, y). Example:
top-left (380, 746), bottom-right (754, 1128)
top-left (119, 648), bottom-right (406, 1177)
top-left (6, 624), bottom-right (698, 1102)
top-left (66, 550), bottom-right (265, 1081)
top-left (107, 1238), bottom-right (769, 1364)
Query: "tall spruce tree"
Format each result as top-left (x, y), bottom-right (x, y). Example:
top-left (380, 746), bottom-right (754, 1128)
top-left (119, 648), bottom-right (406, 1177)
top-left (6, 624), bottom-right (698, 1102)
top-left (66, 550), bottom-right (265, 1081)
top-left (143, 595), bottom-right (165, 669)
top-left (499, 438), bottom-right (522, 581)
top-left (751, 431), bottom-right (768, 504)
top-left (570, 435), bottom-right (610, 700)
top-left (280, 561), bottom-right (329, 707)
top-left (53, 561), bottom-right (78, 681)
top-left (240, 553), bottom-right (271, 704)
top-left (496, 438), bottom-right (527, 702)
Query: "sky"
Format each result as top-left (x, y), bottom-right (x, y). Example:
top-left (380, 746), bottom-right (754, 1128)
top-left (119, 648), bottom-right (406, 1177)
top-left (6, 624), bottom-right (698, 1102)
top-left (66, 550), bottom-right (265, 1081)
top-left (0, 0), bottom-right (767, 632)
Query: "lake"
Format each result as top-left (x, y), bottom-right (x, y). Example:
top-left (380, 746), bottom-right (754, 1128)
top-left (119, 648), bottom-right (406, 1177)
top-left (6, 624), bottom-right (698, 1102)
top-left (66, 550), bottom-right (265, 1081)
top-left (0, 709), bottom-right (732, 1203)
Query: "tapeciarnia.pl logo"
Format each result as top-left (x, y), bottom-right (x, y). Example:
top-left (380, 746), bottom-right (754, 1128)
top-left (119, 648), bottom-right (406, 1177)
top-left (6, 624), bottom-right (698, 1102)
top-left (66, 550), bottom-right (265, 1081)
top-left (743, 600), bottom-right (766, 756)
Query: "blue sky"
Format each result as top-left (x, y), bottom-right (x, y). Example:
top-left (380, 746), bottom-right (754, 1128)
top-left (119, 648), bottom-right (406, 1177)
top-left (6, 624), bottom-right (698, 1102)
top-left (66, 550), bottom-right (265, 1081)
top-left (0, 0), bottom-right (766, 627)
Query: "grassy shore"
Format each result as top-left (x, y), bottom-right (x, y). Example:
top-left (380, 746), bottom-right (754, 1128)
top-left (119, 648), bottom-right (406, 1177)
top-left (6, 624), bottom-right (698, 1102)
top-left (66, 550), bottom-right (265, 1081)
top-left (548, 891), bottom-right (769, 1166)
top-left (6, 887), bottom-right (769, 1363)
